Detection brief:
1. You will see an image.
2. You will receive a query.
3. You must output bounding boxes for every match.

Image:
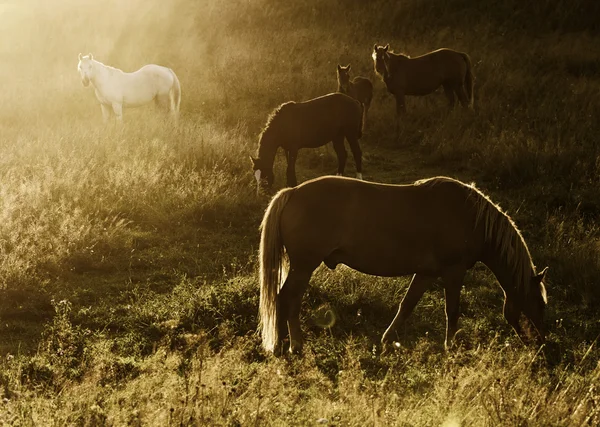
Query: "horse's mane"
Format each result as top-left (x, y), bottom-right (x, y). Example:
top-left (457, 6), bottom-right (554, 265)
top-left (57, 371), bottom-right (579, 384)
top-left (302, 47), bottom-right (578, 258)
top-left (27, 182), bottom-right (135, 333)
top-left (416, 177), bottom-right (539, 298)
top-left (387, 50), bottom-right (411, 60)
top-left (92, 59), bottom-right (122, 73)
top-left (384, 50), bottom-right (411, 75)
top-left (257, 101), bottom-right (295, 151)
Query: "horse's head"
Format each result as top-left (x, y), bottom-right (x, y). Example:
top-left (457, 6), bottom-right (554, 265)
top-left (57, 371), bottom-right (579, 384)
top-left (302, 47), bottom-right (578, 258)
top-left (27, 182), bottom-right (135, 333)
top-left (250, 156), bottom-right (274, 194)
top-left (77, 53), bottom-right (94, 87)
top-left (505, 267), bottom-right (548, 345)
top-left (372, 44), bottom-right (389, 77)
top-left (336, 64), bottom-right (351, 91)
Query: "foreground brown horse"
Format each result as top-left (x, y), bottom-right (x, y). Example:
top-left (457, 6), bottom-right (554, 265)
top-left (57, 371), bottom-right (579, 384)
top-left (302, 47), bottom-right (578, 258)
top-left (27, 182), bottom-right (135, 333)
top-left (372, 44), bottom-right (474, 135)
top-left (251, 93), bottom-right (363, 192)
top-left (259, 176), bottom-right (547, 354)
top-left (336, 64), bottom-right (373, 127)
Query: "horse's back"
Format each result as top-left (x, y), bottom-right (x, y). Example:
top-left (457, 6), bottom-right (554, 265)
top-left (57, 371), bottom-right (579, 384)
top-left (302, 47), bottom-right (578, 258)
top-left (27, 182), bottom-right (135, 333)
top-left (118, 64), bottom-right (176, 105)
top-left (135, 64), bottom-right (175, 83)
top-left (276, 93), bottom-right (362, 144)
top-left (280, 176), bottom-right (483, 275)
top-left (392, 49), bottom-right (468, 93)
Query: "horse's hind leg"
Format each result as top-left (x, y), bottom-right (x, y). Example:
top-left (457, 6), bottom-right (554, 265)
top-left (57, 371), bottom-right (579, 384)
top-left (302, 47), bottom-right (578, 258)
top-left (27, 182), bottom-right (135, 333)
top-left (441, 268), bottom-right (466, 350)
top-left (346, 136), bottom-right (363, 180)
top-left (278, 267), bottom-right (313, 354)
top-left (332, 137), bottom-right (348, 176)
top-left (443, 83), bottom-right (456, 109)
top-left (381, 274), bottom-right (436, 346)
top-left (455, 85), bottom-right (470, 109)
top-left (155, 94), bottom-right (171, 113)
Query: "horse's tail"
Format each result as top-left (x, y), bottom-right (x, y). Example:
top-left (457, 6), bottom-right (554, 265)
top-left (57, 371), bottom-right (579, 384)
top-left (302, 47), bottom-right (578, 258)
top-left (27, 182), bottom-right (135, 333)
top-left (358, 101), bottom-right (364, 139)
top-left (168, 68), bottom-right (181, 121)
top-left (259, 187), bottom-right (294, 353)
top-left (460, 52), bottom-right (475, 109)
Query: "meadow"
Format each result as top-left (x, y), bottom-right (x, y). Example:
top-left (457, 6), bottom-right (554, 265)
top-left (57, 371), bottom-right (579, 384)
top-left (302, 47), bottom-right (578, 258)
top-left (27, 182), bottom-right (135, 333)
top-left (1, 0), bottom-right (600, 425)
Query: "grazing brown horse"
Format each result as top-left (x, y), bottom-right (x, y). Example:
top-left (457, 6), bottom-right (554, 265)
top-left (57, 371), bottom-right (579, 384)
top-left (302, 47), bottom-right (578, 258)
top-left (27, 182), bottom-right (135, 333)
top-left (251, 93), bottom-right (364, 192)
top-left (336, 64), bottom-right (373, 127)
top-left (259, 175), bottom-right (547, 354)
top-left (372, 44), bottom-right (474, 135)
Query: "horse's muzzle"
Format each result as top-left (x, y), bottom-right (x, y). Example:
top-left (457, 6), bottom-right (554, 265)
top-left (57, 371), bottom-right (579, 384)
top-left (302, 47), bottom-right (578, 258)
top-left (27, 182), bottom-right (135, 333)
top-left (81, 77), bottom-right (90, 87)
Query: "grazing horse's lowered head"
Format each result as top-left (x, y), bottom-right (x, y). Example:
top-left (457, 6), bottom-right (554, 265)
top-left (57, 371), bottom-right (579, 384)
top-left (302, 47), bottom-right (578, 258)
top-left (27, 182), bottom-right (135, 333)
top-left (250, 156), bottom-right (275, 193)
top-left (77, 53), bottom-right (95, 87)
top-left (251, 93), bottom-right (364, 194)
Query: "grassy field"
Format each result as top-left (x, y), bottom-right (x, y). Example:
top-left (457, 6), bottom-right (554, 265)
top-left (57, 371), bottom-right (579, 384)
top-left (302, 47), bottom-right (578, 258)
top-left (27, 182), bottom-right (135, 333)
top-left (1, 0), bottom-right (600, 425)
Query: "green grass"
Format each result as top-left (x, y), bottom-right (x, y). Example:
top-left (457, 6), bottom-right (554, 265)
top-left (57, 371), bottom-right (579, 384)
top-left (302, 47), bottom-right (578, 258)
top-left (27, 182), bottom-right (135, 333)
top-left (1, 0), bottom-right (600, 425)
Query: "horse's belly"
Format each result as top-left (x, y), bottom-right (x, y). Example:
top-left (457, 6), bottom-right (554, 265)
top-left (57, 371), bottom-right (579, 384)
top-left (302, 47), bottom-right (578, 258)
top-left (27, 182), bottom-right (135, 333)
top-left (94, 90), bottom-right (110, 105)
top-left (405, 82), bottom-right (442, 96)
top-left (327, 246), bottom-right (442, 277)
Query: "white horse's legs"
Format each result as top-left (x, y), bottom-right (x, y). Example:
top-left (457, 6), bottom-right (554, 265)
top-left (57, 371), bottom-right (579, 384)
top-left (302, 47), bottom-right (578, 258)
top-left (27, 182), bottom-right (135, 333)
top-left (111, 102), bottom-right (123, 122)
top-left (100, 104), bottom-right (112, 122)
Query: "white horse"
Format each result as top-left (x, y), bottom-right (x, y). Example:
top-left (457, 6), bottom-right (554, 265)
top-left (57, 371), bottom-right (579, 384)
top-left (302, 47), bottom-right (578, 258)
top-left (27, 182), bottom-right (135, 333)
top-left (77, 53), bottom-right (181, 122)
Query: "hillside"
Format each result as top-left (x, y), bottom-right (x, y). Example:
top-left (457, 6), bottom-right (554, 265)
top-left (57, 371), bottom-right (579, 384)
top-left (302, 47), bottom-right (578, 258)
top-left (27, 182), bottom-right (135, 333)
top-left (1, 0), bottom-right (600, 425)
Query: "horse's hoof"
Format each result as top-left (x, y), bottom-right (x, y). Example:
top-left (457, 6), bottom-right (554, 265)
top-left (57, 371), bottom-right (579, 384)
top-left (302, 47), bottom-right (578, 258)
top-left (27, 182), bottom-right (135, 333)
top-left (380, 340), bottom-right (401, 356)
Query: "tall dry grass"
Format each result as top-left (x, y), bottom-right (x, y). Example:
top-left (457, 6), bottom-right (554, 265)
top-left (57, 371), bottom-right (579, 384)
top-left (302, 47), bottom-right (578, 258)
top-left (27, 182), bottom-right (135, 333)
top-left (1, 0), bottom-right (600, 425)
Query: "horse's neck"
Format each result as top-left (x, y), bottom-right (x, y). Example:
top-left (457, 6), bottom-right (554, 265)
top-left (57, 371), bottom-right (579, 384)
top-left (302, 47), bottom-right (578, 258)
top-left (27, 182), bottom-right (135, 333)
top-left (338, 81), bottom-right (350, 93)
top-left (90, 61), bottom-right (121, 89)
top-left (481, 234), bottom-right (531, 298)
top-left (482, 253), bottom-right (518, 296)
top-left (257, 132), bottom-right (278, 166)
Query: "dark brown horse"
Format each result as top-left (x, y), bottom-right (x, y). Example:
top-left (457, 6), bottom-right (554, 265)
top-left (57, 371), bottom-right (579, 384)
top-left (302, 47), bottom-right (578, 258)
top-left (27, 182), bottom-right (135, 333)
top-left (372, 44), bottom-right (474, 135)
top-left (336, 64), bottom-right (373, 128)
top-left (259, 176), bottom-right (547, 354)
top-left (251, 93), bottom-right (363, 192)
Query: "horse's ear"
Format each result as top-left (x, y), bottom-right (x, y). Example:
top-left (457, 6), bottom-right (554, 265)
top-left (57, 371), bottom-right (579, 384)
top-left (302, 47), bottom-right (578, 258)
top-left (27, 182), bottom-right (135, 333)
top-left (337, 64), bottom-right (342, 71)
top-left (373, 44), bottom-right (377, 52)
top-left (537, 267), bottom-right (549, 281)
top-left (249, 155), bottom-right (258, 167)
top-left (346, 64), bottom-right (351, 70)
top-left (384, 44), bottom-right (389, 52)
top-left (78, 53), bottom-right (82, 61)
top-left (89, 53), bottom-right (93, 60)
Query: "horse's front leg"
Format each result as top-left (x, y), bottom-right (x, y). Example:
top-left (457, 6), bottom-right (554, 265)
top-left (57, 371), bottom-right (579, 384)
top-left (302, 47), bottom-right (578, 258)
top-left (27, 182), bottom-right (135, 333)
top-left (381, 274), bottom-right (436, 348)
top-left (285, 149), bottom-right (298, 187)
top-left (100, 104), bottom-right (112, 122)
top-left (332, 137), bottom-right (348, 176)
top-left (441, 268), bottom-right (466, 350)
top-left (394, 93), bottom-right (406, 139)
top-left (111, 102), bottom-right (123, 122)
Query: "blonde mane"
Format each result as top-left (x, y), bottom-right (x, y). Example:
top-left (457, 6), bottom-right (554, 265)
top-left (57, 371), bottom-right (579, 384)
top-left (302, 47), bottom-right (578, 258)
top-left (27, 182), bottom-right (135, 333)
top-left (469, 183), bottom-right (537, 296)
top-left (257, 101), bottom-right (295, 148)
top-left (416, 177), bottom-right (540, 298)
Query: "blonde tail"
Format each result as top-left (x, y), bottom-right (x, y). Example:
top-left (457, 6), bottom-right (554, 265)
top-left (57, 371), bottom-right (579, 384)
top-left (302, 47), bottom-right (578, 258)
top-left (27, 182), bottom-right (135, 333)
top-left (259, 188), bottom-right (294, 352)
top-left (169, 69), bottom-right (181, 122)
top-left (461, 53), bottom-right (475, 110)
